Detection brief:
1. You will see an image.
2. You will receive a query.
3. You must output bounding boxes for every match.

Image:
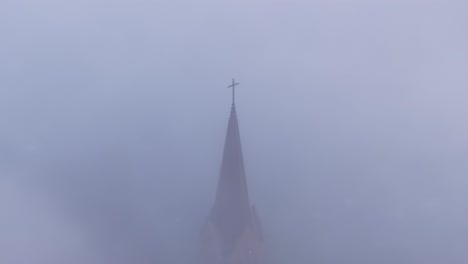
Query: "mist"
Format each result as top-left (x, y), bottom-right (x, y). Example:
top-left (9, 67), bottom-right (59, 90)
top-left (1, 0), bottom-right (468, 263)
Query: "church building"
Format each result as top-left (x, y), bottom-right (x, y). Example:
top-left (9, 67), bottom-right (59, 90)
top-left (198, 79), bottom-right (265, 264)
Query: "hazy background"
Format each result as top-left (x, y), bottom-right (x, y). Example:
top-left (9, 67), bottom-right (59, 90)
top-left (1, 0), bottom-right (467, 263)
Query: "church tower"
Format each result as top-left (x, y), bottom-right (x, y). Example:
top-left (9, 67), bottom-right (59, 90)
top-left (198, 79), bottom-right (264, 264)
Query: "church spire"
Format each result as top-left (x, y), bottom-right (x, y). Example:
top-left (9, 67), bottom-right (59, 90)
top-left (212, 78), bottom-right (251, 254)
top-left (199, 79), bottom-right (264, 264)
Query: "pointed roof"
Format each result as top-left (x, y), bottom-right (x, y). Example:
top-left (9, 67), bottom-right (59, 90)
top-left (211, 102), bottom-right (252, 255)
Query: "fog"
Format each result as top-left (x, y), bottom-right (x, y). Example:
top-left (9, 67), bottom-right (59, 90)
top-left (1, 0), bottom-right (468, 263)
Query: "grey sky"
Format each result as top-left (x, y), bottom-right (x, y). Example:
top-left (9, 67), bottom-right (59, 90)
top-left (1, 0), bottom-right (468, 263)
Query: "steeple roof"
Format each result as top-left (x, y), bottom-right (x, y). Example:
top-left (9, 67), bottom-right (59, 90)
top-left (211, 102), bottom-right (252, 255)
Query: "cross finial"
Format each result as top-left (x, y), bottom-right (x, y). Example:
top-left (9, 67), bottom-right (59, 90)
top-left (227, 78), bottom-right (240, 105)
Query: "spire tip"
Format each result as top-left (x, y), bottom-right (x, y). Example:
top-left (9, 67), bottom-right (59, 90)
top-left (227, 78), bottom-right (240, 105)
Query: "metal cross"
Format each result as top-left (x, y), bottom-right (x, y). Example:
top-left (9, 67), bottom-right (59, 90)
top-left (227, 78), bottom-right (240, 105)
